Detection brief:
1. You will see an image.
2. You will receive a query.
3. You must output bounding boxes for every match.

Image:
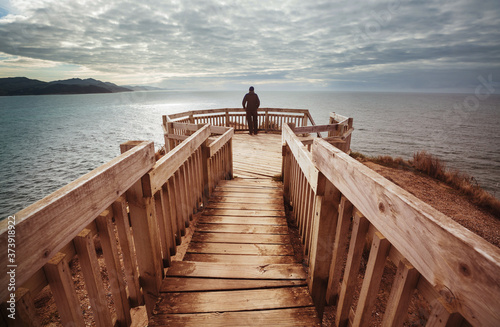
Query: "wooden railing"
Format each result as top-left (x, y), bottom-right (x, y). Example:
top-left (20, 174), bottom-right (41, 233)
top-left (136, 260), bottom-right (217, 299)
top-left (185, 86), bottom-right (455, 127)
top-left (163, 108), bottom-right (317, 135)
top-left (0, 123), bottom-right (234, 325)
top-left (282, 116), bottom-right (500, 326)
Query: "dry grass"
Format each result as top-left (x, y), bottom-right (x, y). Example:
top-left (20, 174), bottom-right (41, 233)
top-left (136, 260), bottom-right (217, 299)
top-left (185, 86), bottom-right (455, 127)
top-left (351, 151), bottom-right (500, 218)
top-left (411, 151), bottom-right (500, 217)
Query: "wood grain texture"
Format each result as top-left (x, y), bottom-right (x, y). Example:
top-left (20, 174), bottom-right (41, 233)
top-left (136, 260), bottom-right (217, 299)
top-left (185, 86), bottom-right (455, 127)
top-left (0, 141), bottom-right (155, 300)
top-left (155, 287), bottom-right (314, 314)
top-left (161, 277), bottom-right (306, 292)
top-left (313, 139), bottom-right (500, 327)
top-left (166, 262), bottom-right (306, 280)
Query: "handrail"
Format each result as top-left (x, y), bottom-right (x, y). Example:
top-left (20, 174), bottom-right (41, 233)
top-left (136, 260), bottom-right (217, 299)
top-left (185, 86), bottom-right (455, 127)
top-left (282, 117), bottom-right (500, 326)
top-left (163, 108), bottom-right (317, 136)
top-left (0, 121), bottom-right (234, 325)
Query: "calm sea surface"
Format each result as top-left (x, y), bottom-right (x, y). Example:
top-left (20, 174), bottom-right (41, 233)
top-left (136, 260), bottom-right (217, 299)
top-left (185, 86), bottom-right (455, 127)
top-left (1, 91), bottom-right (499, 219)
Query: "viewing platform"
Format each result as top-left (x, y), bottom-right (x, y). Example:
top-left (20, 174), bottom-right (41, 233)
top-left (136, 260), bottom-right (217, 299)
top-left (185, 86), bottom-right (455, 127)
top-left (1, 108), bottom-right (499, 326)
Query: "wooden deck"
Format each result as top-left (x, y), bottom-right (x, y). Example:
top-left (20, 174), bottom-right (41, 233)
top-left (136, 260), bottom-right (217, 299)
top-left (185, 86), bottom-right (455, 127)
top-left (150, 132), bottom-right (321, 326)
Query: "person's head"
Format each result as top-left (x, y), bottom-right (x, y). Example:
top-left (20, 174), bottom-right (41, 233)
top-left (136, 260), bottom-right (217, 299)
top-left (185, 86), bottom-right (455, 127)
top-left (249, 86), bottom-right (254, 92)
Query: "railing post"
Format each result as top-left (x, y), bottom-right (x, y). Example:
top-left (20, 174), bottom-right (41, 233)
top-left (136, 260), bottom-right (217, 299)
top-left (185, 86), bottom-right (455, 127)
top-left (201, 141), bottom-right (212, 204)
top-left (265, 110), bottom-right (269, 133)
top-left (282, 144), bottom-right (291, 205)
top-left (308, 172), bottom-right (341, 319)
top-left (120, 141), bottom-right (163, 319)
top-left (225, 110), bottom-right (229, 127)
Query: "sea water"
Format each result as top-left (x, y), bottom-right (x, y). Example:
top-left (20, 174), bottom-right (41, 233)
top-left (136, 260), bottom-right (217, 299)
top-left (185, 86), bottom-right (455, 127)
top-left (1, 90), bottom-right (499, 219)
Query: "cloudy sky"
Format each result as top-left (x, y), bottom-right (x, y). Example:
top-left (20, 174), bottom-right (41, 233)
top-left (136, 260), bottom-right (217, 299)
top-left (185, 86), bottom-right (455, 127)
top-left (0, 0), bottom-right (499, 91)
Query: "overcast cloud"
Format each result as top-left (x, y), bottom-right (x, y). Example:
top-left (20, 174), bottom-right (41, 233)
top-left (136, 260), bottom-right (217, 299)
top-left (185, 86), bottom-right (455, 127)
top-left (0, 0), bottom-right (499, 91)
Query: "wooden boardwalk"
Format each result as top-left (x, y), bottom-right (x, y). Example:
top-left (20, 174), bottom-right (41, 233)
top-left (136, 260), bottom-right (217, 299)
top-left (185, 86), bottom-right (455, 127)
top-left (150, 133), bottom-right (321, 326)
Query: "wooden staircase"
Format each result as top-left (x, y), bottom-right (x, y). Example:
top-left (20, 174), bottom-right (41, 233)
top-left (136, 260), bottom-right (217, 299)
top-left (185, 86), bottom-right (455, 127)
top-left (150, 178), bottom-right (321, 326)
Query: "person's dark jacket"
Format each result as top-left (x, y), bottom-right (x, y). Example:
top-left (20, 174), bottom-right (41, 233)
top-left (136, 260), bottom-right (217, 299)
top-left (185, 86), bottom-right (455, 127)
top-left (242, 91), bottom-right (260, 111)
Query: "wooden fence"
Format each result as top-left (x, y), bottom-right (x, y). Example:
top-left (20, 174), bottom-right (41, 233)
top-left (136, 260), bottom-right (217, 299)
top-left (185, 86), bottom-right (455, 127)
top-left (0, 123), bottom-right (233, 326)
top-left (164, 108), bottom-right (317, 135)
top-left (282, 116), bottom-right (500, 327)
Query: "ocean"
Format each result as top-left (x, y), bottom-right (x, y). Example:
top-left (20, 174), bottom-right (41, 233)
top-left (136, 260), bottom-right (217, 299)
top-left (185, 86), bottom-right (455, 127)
top-left (1, 90), bottom-right (499, 220)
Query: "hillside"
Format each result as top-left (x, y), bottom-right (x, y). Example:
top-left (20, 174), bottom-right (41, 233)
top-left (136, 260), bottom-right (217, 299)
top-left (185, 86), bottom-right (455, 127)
top-left (0, 77), bottom-right (132, 96)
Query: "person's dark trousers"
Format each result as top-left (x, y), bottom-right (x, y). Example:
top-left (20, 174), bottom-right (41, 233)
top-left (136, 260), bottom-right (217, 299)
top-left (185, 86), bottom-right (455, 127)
top-left (246, 109), bottom-right (259, 134)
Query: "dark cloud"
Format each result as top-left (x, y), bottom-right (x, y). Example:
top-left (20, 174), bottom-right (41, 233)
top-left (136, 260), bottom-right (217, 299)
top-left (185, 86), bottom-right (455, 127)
top-left (0, 0), bottom-right (499, 91)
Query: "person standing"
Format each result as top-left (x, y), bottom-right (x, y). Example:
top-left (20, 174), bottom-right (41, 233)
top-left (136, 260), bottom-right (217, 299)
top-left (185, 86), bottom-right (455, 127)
top-left (242, 86), bottom-right (260, 135)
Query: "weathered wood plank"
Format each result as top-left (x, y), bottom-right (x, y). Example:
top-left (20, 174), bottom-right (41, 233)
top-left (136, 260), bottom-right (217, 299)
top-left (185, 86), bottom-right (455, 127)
top-left (336, 213), bottom-right (369, 327)
top-left (112, 198), bottom-right (143, 307)
top-left (382, 259), bottom-right (420, 327)
top-left (166, 262), bottom-right (306, 280)
top-left (208, 196), bottom-right (283, 204)
top-left (74, 229), bottom-right (113, 327)
top-left (150, 307), bottom-right (320, 326)
top-left (282, 123), bottom-right (319, 193)
top-left (155, 287), bottom-right (313, 314)
top-left (313, 139), bottom-right (500, 327)
top-left (161, 277), bottom-right (306, 292)
top-left (352, 232), bottom-right (391, 327)
top-left (196, 224), bottom-right (289, 234)
top-left (198, 216), bottom-right (287, 226)
top-left (183, 253), bottom-right (296, 264)
top-left (96, 211), bottom-right (132, 326)
top-left (148, 125), bottom-right (210, 194)
top-left (43, 253), bottom-right (85, 326)
top-left (203, 208), bottom-right (285, 217)
top-left (0, 141), bottom-right (155, 300)
top-left (326, 196), bottom-right (353, 305)
top-left (206, 202), bottom-right (284, 211)
top-left (187, 243), bottom-right (294, 256)
top-left (191, 232), bottom-right (290, 244)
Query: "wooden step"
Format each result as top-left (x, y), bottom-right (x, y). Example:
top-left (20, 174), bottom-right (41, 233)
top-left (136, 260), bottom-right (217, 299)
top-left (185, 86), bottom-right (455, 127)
top-left (166, 262), bottom-right (306, 280)
top-left (182, 254), bottom-right (296, 264)
top-left (196, 224), bottom-right (289, 234)
top-left (161, 277), bottom-right (306, 292)
top-left (191, 232), bottom-right (290, 244)
top-left (187, 243), bottom-right (294, 256)
top-left (155, 287), bottom-right (314, 314)
top-left (198, 216), bottom-right (288, 226)
top-left (150, 307), bottom-right (321, 326)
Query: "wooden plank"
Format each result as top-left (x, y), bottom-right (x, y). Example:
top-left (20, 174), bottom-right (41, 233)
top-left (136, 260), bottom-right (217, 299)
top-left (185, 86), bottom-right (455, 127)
top-left (208, 127), bottom-right (234, 156)
top-left (326, 196), bottom-right (353, 305)
top-left (161, 277), bottom-right (306, 292)
top-left (313, 139), bottom-right (500, 327)
top-left (150, 307), bottom-right (320, 326)
top-left (166, 262), bottom-right (307, 280)
top-left (0, 141), bottom-right (155, 300)
top-left (196, 224), bottom-right (288, 234)
top-left (282, 123), bottom-right (319, 193)
top-left (155, 287), bottom-right (313, 314)
top-left (191, 232), bottom-right (290, 244)
top-left (112, 198), bottom-right (143, 307)
top-left (74, 229), bottom-right (113, 327)
top-left (426, 300), bottom-right (465, 327)
top-left (213, 187), bottom-right (283, 195)
top-left (352, 232), bottom-right (391, 327)
top-left (187, 243), bottom-right (294, 256)
top-left (148, 125), bottom-right (210, 194)
top-left (336, 213), bottom-right (370, 327)
top-left (293, 124), bottom-right (339, 134)
top-left (203, 208), bottom-right (285, 217)
top-left (206, 202), bottom-right (284, 211)
top-left (308, 175), bottom-right (340, 319)
top-left (198, 216), bottom-right (287, 226)
top-left (43, 253), bottom-right (85, 326)
top-left (11, 288), bottom-right (41, 326)
top-left (96, 211), bottom-right (132, 326)
top-left (210, 191), bottom-right (282, 199)
top-left (382, 259), bottom-right (420, 327)
top-left (183, 253), bottom-right (296, 264)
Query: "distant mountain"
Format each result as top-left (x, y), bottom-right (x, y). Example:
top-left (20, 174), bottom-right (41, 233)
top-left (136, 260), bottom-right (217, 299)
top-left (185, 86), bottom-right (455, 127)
top-left (121, 85), bottom-right (165, 91)
top-left (0, 77), bottom-right (133, 96)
